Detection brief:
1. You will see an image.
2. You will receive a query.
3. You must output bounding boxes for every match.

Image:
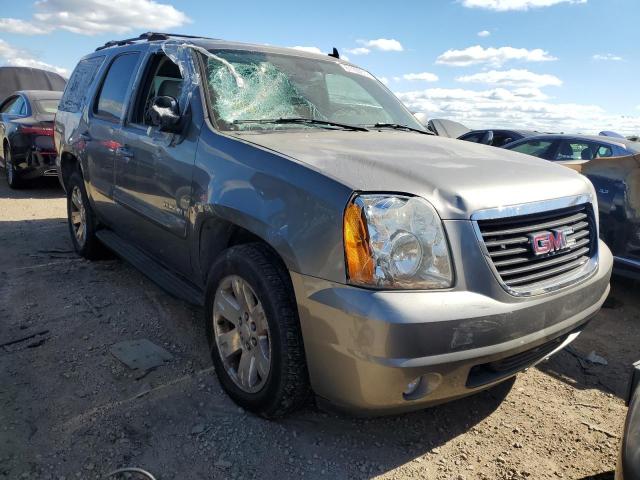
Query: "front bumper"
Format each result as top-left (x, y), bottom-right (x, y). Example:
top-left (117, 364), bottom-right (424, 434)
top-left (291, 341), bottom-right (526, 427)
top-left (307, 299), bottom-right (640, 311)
top-left (292, 239), bottom-right (612, 415)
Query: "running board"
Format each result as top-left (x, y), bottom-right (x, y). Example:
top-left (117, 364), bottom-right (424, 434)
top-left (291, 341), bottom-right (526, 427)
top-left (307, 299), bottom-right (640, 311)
top-left (96, 230), bottom-right (204, 306)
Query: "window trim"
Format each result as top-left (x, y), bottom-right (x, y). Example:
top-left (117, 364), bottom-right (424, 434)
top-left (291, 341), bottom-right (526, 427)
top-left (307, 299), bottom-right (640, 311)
top-left (92, 51), bottom-right (143, 124)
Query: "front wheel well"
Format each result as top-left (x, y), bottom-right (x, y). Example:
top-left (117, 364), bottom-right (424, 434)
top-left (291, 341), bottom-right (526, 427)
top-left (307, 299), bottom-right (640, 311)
top-left (199, 220), bottom-right (288, 284)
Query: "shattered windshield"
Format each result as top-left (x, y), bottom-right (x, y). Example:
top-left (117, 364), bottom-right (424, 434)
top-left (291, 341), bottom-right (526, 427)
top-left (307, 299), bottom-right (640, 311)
top-left (203, 49), bottom-right (425, 132)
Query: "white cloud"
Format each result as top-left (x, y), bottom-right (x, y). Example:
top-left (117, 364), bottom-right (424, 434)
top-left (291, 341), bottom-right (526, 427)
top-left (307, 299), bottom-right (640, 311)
top-left (379, 77), bottom-right (390, 85)
top-left (396, 86), bottom-right (640, 135)
top-left (290, 46), bottom-right (324, 55)
top-left (461, 0), bottom-right (586, 11)
top-left (456, 69), bottom-right (562, 88)
top-left (403, 72), bottom-right (439, 82)
top-left (437, 45), bottom-right (557, 67)
top-left (593, 53), bottom-right (623, 61)
top-left (0, 0), bottom-right (190, 36)
top-left (0, 18), bottom-right (52, 35)
top-left (345, 47), bottom-right (371, 55)
top-left (478, 30), bottom-right (491, 37)
top-left (0, 39), bottom-right (67, 76)
top-left (358, 38), bottom-right (404, 52)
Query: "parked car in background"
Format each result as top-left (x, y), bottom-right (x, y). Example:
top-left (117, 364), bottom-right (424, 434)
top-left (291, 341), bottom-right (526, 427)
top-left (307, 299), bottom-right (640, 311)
top-left (581, 154), bottom-right (640, 278)
top-left (0, 66), bottom-right (66, 103)
top-left (55, 32), bottom-right (612, 417)
top-left (459, 129), bottom-right (538, 148)
top-left (616, 361), bottom-right (640, 480)
top-left (0, 90), bottom-right (62, 188)
top-left (503, 134), bottom-right (640, 172)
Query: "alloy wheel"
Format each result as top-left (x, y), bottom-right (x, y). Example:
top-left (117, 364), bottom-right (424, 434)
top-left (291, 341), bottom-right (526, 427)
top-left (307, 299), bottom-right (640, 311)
top-left (69, 186), bottom-right (87, 246)
top-left (213, 275), bottom-right (272, 393)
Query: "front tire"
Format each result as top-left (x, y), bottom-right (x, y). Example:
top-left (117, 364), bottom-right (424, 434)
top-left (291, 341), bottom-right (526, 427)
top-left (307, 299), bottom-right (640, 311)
top-left (66, 171), bottom-right (102, 260)
top-left (4, 147), bottom-right (22, 189)
top-left (205, 243), bottom-right (310, 417)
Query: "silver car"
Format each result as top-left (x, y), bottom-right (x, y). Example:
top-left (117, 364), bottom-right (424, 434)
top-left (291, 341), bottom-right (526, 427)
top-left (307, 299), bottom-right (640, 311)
top-left (54, 33), bottom-right (613, 417)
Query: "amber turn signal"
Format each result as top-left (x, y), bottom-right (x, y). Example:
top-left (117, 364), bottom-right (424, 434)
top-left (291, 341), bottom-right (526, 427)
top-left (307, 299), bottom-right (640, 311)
top-left (343, 201), bottom-right (374, 284)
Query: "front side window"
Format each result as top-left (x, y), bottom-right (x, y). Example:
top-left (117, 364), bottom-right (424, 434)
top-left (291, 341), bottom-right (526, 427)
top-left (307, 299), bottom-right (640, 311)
top-left (132, 53), bottom-right (183, 125)
top-left (95, 53), bottom-right (141, 122)
top-left (203, 49), bottom-right (424, 132)
top-left (555, 141), bottom-right (596, 161)
top-left (510, 140), bottom-right (555, 159)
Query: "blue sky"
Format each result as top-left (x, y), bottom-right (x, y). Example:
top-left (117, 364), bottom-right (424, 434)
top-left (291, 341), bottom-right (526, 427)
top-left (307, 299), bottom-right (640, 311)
top-left (0, 0), bottom-right (638, 133)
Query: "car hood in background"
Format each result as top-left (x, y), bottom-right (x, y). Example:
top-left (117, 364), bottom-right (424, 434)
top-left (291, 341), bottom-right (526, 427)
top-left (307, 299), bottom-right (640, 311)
top-left (236, 130), bottom-right (591, 220)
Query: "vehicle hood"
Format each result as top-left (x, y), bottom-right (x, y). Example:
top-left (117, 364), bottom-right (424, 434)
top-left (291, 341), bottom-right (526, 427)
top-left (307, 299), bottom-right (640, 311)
top-left (236, 130), bottom-right (592, 220)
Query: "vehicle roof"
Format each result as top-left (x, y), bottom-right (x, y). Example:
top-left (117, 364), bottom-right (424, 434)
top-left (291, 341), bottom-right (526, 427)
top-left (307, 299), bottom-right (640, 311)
top-left (86, 34), bottom-right (350, 65)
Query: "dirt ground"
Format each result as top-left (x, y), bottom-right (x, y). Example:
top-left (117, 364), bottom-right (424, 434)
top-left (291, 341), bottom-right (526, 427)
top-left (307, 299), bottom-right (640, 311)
top-left (0, 178), bottom-right (638, 480)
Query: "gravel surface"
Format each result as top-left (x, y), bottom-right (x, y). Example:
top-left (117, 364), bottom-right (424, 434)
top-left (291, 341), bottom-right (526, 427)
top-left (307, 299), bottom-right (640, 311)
top-left (0, 179), bottom-right (637, 480)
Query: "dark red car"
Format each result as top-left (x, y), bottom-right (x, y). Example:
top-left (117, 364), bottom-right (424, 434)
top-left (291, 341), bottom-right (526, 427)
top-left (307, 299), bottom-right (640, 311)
top-left (0, 90), bottom-right (62, 188)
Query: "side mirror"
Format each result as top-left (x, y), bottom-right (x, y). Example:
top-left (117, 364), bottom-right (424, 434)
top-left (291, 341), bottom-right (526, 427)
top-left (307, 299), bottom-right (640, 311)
top-left (149, 96), bottom-right (181, 132)
top-left (480, 130), bottom-right (494, 145)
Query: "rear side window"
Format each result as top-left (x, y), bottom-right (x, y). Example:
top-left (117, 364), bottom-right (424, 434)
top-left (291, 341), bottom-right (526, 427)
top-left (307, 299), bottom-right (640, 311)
top-left (596, 144), bottom-right (613, 158)
top-left (0, 96), bottom-right (18, 113)
top-left (554, 141), bottom-right (597, 161)
top-left (95, 53), bottom-right (141, 122)
top-left (8, 96), bottom-right (26, 115)
top-left (59, 56), bottom-right (105, 113)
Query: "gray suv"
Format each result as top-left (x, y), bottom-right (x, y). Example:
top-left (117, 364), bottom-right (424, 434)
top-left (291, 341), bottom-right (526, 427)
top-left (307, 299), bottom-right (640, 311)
top-left (54, 32), bottom-right (613, 417)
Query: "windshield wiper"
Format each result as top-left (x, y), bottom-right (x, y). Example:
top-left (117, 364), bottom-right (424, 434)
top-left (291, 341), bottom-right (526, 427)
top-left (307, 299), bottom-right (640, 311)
top-left (368, 123), bottom-right (433, 135)
top-left (233, 118), bottom-right (369, 132)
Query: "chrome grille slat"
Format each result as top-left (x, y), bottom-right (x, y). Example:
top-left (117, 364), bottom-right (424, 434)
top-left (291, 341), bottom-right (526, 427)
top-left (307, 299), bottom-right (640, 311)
top-left (481, 212), bottom-right (587, 237)
top-left (476, 203), bottom-right (596, 293)
top-left (504, 257), bottom-right (590, 286)
top-left (500, 246), bottom-right (590, 276)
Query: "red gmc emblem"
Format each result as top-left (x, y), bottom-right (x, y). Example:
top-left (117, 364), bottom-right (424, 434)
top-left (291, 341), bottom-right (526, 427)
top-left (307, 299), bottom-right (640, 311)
top-left (529, 228), bottom-right (574, 256)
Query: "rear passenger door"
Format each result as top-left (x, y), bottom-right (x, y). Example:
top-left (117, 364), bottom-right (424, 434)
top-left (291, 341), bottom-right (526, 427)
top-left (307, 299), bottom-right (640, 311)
top-left (111, 50), bottom-right (197, 276)
top-left (85, 52), bottom-right (142, 224)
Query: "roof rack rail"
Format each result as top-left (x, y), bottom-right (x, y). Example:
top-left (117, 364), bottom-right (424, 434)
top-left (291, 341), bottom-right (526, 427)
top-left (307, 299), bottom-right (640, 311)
top-left (95, 32), bottom-right (217, 51)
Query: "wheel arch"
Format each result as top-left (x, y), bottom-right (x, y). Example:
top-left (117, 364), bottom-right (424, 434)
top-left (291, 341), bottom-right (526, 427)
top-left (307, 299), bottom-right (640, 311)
top-left (196, 212), bottom-right (299, 286)
top-left (59, 151), bottom-right (81, 191)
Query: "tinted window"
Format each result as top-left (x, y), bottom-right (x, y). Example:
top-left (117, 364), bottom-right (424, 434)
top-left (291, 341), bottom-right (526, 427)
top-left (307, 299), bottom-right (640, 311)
top-left (8, 96), bottom-right (26, 115)
top-left (555, 141), bottom-right (596, 161)
top-left (0, 97), bottom-right (18, 113)
top-left (492, 132), bottom-right (517, 147)
top-left (95, 53), bottom-right (140, 121)
top-left (510, 140), bottom-right (554, 159)
top-left (60, 56), bottom-right (105, 113)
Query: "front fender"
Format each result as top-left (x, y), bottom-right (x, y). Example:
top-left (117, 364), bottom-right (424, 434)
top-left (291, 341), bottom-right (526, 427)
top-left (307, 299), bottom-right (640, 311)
top-left (192, 126), bottom-right (353, 284)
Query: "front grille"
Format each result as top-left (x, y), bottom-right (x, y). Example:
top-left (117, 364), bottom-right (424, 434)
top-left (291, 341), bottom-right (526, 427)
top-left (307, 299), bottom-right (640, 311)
top-left (476, 203), bottom-right (597, 292)
top-left (466, 334), bottom-right (568, 388)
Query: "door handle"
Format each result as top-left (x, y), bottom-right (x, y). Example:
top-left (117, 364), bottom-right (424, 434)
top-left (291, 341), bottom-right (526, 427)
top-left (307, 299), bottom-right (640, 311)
top-left (115, 146), bottom-right (134, 160)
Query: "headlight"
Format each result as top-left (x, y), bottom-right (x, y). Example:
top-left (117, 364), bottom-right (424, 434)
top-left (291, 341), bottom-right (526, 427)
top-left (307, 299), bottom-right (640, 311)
top-left (343, 194), bottom-right (453, 289)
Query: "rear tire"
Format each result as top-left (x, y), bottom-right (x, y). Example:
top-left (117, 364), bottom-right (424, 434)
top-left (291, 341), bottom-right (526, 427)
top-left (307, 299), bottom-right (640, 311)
top-left (66, 170), bottom-right (102, 260)
top-left (4, 147), bottom-right (22, 189)
top-left (205, 243), bottom-right (310, 418)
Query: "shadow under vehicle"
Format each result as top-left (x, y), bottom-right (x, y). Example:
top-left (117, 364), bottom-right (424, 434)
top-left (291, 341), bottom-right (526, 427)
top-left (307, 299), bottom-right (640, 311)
top-left (55, 32), bottom-right (611, 418)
